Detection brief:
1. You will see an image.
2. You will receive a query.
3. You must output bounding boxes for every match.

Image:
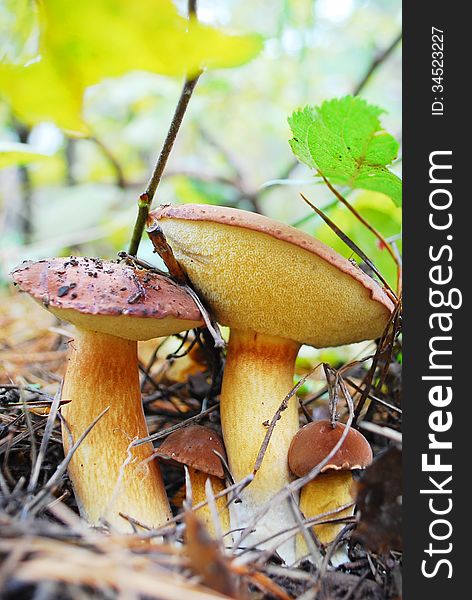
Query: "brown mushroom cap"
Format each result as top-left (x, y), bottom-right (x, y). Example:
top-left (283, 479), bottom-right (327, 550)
top-left (149, 204), bottom-right (394, 348)
top-left (11, 257), bottom-right (203, 341)
top-left (155, 425), bottom-right (227, 478)
top-left (288, 420), bottom-right (373, 476)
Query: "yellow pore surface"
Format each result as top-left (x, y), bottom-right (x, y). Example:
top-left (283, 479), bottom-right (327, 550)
top-left (49, 307), bottom-right (201, 341)
top-left (159, 219), bottom-right (391, 348)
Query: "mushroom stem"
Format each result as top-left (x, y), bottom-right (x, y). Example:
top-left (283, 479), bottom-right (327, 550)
top-left (297, 470), bottom-right (354, 558)
top-left (188, 467), bottom-right (230, 538)
top-left (220, 329), bottom-right (300, 560)
top-left (61, 329), bottom-right (171, 531)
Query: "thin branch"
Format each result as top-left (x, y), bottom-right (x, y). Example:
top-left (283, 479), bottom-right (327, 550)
top-left (27, 382), bottom-right (63, 494)
top-left (198, 127), bottom-right (245, 183)
top-left (253, 366), bottom-right (319, 475)
top-left (147, 223), bottom-right (225, 348)
top-left (301, 357), bottom-right (373, 407)
top-left (344, 377), bottom-right (402, 414)
top-left (143, 74), bottom-right (200, 205)
top-left (300, 193), bottom-right (397, 299)
top-left (311, 174), bottom-right (401, 291)
top-left (305, 170), bottom-right (401, 292)
top-left (129, 30), bottom-right (402, 221)
top-left (23, 407), bottom-right (110, 516)
top-left (12, 121), bottom-right (33, 243)
top-left (146, 223), bottom-right (188, 284)
top-left (288, 492), bottom-right (323, 568)
top-left (353, 31), bottom-right (402, 95)
top-left (128, 8), bottom-right (202, 258)
top-left (163, 168), bottom-right (240, 190)
top-left (247, 503), bottom-right (356, 563)
top-left (128, 72), bottom-right (200, 256)
top-left (131, 403), bottom-right (219, 447)
top-left (128, 0), bottom-right (201, 255)
top-left (357, 421), bottom-right (402, 444)
top-left (87, 135), bottom-right (126, 189)
top-left (116, 474), bottom-right (254, 538)
top-left (19, 383), bottom-right (37, 470)
top-left (353, 301), bottom-right (400, 424)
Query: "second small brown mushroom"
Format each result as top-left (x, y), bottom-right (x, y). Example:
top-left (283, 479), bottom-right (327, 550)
top-left (155, 425), bottom-right (230, 537)
top-left (288, 420), bottom-right (373, 559)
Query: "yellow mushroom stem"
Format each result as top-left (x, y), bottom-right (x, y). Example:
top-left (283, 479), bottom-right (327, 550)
top-left (187, 467), bottom-right (230, 538)
top-left (61, 328), bottom-right (171, 531)
top-left (297, 470), bottom-right (354, 558)
top-left (220, 329), bottom-right (300, 559)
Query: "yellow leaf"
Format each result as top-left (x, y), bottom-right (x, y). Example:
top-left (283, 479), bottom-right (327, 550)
top-left (0, 0), bottom-right (262, 131)
top-left (0, 61), bottom-right (88, 134)
top-left (187, 19), bottom-right (264, 70)
top-left (40, 0), bottom-right (263, 78)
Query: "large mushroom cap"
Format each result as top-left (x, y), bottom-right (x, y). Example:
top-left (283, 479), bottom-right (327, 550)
top-left (288, 420), bottom-right (373, 476)
top-left (155, 425), bottom-right (227, 478)
top-left (149, 204), bottom-right (394, 348)
top-left (11, 257), bottom-right (203, 341)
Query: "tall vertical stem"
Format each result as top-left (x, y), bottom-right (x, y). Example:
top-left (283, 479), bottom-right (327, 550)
top-left (62, 329), bottom-right (171, 531)
top-left (220, 329), bottom-right (300, 560)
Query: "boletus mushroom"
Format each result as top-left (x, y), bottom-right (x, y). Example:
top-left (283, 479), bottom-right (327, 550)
top-left (147, 204), bottom-right (393, 560)
top-left (288, 420), bottom-right (373, 557)
top-left (155, 424), bottom-right (230, 536)
top-left (11, 257), bottom-right (203, 532)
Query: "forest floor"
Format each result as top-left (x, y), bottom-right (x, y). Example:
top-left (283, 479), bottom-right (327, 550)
top-left (0, 291), bottom-right (402, 600)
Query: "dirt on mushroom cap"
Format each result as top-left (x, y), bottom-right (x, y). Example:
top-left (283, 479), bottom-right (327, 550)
top-left (11, 257), bottom-right (203, 341)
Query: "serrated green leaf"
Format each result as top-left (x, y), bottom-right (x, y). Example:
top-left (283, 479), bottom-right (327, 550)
top-left (354, 165), bottom-right (402, 206)
top-left (288, 106), bottom-right (316, 169)
top-left (288, 96), bottom-right (402, 206)
top-left (1, 0), bottom-right (263, 132)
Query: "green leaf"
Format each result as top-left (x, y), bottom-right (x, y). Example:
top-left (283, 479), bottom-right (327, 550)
top-left (287, 106), bottom-right (316, 169)
top-left (0, 141), bottom-right (52, 168)
top-left (1, 0), bottom-right (263, 133)
top-left (288, 96), bottom-right (402, 206)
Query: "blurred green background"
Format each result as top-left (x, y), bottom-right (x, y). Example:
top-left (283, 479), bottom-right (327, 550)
top-left (0, 0), bottom-right (401, 287)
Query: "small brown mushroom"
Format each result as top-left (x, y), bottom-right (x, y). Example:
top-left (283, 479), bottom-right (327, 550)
top-left (11, 257), bottom-right (203, 532)
top-left (288, 420), bottom-right (373, 557)
top-left (155, 425), bottom-right (230, 536)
